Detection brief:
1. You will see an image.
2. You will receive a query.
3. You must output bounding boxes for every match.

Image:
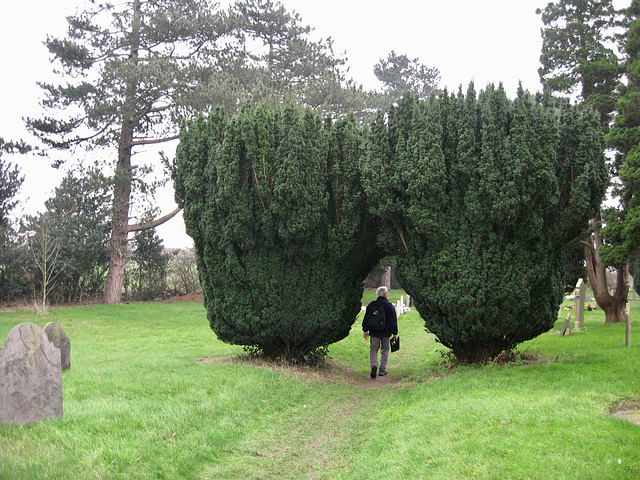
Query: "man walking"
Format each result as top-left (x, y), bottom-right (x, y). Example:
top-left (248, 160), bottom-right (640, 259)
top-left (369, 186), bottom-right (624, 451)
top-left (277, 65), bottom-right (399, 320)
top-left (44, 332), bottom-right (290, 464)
top-left (362, 286), bottom-right (398, 378)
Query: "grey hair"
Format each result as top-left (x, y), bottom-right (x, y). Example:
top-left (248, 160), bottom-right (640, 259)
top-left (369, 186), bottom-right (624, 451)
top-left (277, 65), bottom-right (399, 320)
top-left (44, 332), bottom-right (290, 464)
top-left (376, 286), bottom-right (388, 297)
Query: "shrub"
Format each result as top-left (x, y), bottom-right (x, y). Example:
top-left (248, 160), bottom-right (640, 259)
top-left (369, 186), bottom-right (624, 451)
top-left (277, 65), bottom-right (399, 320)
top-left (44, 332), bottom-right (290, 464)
top-left (362, 86), bottom-right (608, 363)
top-left (173, 104), bottom-right (383, 361)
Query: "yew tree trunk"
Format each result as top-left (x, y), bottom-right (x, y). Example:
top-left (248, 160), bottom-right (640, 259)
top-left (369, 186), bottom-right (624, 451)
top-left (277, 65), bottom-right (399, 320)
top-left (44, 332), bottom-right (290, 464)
top-left (382, 265), bottom-right (391, 290)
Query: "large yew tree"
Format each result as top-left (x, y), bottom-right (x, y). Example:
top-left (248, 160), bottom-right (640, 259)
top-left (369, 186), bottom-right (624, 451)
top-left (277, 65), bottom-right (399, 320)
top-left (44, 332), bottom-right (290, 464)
top-left (362, 87), bottom-right (607, 363)
top-left (173, 104), bottom-right (384, 361)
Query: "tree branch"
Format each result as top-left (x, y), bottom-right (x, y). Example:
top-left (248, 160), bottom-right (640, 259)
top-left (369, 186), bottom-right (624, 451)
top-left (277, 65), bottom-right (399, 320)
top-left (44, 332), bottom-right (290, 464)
top-left (131, 135), bottom-right (180, 146)
top-left (127, 207), bottom-right (181, 233)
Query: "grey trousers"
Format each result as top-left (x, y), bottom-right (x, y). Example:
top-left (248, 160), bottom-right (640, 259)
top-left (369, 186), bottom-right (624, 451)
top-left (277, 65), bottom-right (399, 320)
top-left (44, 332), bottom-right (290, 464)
top-left (370, 336), bottom-right (391, 372)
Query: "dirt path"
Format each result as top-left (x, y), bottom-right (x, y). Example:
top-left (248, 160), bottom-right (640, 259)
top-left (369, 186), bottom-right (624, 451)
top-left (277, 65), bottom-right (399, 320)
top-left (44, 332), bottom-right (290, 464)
top-left (195, 355), bottom-right (411, 388)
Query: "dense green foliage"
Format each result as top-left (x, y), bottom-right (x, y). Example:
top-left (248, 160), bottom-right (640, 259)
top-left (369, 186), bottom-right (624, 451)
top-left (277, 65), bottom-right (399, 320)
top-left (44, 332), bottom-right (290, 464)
top-left (602, 1), bottom-right (640, 267)
top-left (0, 145), bottom-right (27, 302)
top-left (173, 104), bottom-right (383, 360)
top-left (127, 227), bottom-right (171, 301)
top-left (363, 86), bottom-right (608, 363)
top-left (537, 0), bottom-right (623, 129)
top-left (0, 156), bottom-right (22, 230)
top-left (42, 166), bottom-right (112, 302)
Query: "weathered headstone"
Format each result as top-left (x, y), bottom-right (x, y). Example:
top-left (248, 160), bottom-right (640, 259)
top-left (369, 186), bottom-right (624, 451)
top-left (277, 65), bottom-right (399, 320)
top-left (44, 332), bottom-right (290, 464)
top-left (626, 303), bottom-right (632, 348)
top-left (44, 322), bottom-right (71, 370)
top-left (559, 312), bottom-right (572, 337)
top-left (574, 279), bottom-right (585, 331)
top-left (0, 323), bottom-right (63, 425)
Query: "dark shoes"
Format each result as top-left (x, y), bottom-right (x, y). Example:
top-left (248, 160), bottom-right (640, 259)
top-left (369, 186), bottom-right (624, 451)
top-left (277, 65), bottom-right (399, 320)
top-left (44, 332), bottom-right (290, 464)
top-left (370, 367), bottom-right (389, 378)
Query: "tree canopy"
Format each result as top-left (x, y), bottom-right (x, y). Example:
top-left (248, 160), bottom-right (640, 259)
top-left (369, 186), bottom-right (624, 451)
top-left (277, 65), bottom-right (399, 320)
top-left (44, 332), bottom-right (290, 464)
top-left (362, 86), bottom-right (607, 363)
top-left (601, 0), bottom-right (640, 267)
top-left (0, 142), bottom-right (27, 302)
top-left (129, 225), bottom-right (170, 301)
top-left (537, 0), bottom-right (631, 324)
top-left (373, 50), bottom-right (440, 101)
top-left (27, 0), bottom-right (359, 304)
top-left (0, 143), bottom-right (23, 231)
top-left (173, 103), bottom-right (383, 361)
top-left (43, 165), bottom-right (112, 302)
top-left (537, 0), bottom-right (624, 129)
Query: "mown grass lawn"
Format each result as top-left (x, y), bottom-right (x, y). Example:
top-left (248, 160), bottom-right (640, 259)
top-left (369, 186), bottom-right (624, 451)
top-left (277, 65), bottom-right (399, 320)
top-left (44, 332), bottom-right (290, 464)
top-left (1, 292), bottom-right (639, 480)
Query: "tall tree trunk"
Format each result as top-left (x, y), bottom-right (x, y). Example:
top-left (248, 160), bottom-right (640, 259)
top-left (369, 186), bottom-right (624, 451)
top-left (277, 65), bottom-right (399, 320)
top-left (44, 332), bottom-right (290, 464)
top-left (382, 265), bottom-right (391, 290)
top-left (103, 129), bottom-right (134, 304)
top-left (583, 216), bottom-right (629, 324)
top-left (104, 0), bottom-right (140, 304)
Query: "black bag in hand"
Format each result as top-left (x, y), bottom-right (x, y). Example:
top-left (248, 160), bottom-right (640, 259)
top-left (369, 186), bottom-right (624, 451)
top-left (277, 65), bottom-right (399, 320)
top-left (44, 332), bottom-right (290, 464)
top-left (390, 336), bottom-right (400, 352)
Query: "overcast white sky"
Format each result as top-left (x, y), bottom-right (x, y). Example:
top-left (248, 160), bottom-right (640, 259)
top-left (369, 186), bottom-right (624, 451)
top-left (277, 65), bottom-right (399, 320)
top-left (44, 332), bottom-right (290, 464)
top-left (0, 0), bottom-right (588, 248)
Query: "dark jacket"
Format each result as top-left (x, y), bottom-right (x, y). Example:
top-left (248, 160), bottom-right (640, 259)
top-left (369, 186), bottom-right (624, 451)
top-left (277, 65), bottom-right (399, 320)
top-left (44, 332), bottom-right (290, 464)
top-left (362, 296), bottom-right (398, 338)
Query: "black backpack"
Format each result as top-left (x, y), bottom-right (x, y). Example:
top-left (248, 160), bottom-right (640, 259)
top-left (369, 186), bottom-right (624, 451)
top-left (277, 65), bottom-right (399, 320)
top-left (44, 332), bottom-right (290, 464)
top-left (367, 300), bottom-right (387, 332)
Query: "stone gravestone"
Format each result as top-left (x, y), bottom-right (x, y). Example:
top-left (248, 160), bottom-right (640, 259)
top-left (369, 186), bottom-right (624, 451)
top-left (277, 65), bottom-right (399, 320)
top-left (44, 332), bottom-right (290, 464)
top-left (0, 323), bottom-right (63, 425)
top-left (574, 278), bottom-right (585, 331)
top-left (559, 312), bottom-right (572, 336)
top-left (44, 322), bottom-right (71, 370)
top-left (626, 303), bottom-right (632, 348)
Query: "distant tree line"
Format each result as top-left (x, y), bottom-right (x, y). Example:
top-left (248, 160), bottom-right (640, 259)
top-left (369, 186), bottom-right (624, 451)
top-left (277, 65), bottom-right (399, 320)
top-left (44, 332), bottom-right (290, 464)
top-left (0, 147), bottom-right (200, 306)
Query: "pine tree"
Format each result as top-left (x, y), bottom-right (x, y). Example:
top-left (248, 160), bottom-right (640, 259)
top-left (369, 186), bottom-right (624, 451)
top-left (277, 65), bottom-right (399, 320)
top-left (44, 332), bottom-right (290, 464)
top-left (537, 0), bottom-right (623, 129)
top-left (373, 51), bottom-right (440, 108)
top-left (26, 0), bottom-right (234, 303)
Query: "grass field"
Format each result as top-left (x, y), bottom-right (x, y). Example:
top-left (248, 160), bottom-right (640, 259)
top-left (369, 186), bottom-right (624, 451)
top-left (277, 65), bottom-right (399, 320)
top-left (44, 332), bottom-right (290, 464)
top-left (1, 291), bottom-right (639, 479)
